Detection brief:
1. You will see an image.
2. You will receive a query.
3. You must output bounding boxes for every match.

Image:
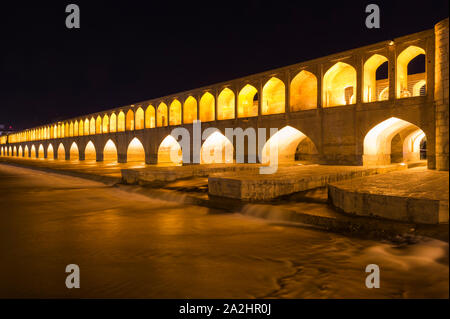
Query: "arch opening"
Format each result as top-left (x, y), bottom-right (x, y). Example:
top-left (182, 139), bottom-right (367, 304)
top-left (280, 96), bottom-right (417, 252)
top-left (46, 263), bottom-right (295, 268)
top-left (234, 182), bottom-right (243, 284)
top-left (57, 143), bottom-right (65, 160)
top-left (103, 139), bottom-right (118, 162)
top-left (290, 70), bottom-right (317, 111)
top-left (25, 145), bottom-right (29, 157)
top-left (47, 144), bottom-right (54, 159)
top-left (183, 97), bottom-right (197, 124)
top-left (126, 110), bottom-right (134, 131)
top-left (38, 145), bottom-right (44, 158)
top-left (118, 111), bottom-right (125, 132)
top-left (145, 105), bottom-right (156, 128)
top-left (84, 141), bottom-right (96, 161)
top-left (397, 46), bottom-right (426, 98)
top-left (169, 100), bottom-right (182, 126)
top-left (103, 115), bottom-right (109, 133)
top-left (135, 107), bottom-right (144, 130)
top-left (262, 77), bottom-right (285, 115)
top-left (363, 117), bottom-right (427, 166)
top-left (363, 54), bottom-right (389, 102)
top-left (96, 116), bottom-right (102, 134)
top-left (157, 103), bottom-right (168, 127)
top-left (200, 131), bottom-right (233, 164)
top-left (217, 88), bottom-right (235, 120)
top-left (158, 135), bottom-right (182, 165)
top-left (199, 92), bottom-right (215, 122)
top-left (238, 84), bottom-right (258, 117)
top-left (323, 62), bottom-right (357, 107)
top-left (70, 142), bottom-right (79, 161)
top-left (261, 126), bottom-right (318, 164)
top-left (18, 145), bottom-right (23, 157)
top-left (127, 137), bottom-right (145, 163)
top-left (110, 113), bottom-right (117, 133)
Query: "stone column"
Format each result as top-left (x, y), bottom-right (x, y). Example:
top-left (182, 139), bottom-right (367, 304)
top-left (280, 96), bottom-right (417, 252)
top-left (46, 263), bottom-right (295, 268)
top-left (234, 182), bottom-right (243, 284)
top-left (435, 18), bottom-right (449, 171)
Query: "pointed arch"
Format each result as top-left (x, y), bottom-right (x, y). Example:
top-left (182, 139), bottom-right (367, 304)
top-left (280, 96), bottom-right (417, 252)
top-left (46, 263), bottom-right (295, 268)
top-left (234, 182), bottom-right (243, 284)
top-left (127, 137), bottom-right (145, 163)
top-left (69, 122), bottom-right (74, 137)
top-left (96, 116), bottom-right (102, 134)
top-left (126, 109), bottom-right (134, 131)
top-left (200, 131), bottom-right (233, 164)
top-left (158, 135), bottom-right (182, 164)
top-left (118, 111), bottom-right (125, 132)
top-left (217, 88), bottom-right (235, 120)
top-left (84, 119), bottom-right (90, 135)
top-left (57, 143), bottom-right (66, 160)
top-left (323, 62), bottom-right (357, 107)
top-left (397, 45), bottom-right (426, 98)
top-left (261, 126), bottom-right (318, 164)
top-left (238, 84), bottom-right (258, 117)
top-left (78, 120), bottom-right (83, 136)
top-left (24, 145), bottom-right (29, 157)
top-left (169, 100), bottom-right (182, 125)
top-left (363, 117), bottom-right (426, 165)
top-left (157, 103), bottom-right (168, 127)
top-left (70, 142), bottom-right (79, 160)
top-left (47, 144), bottom-right (54, 159)
top-left (363, 54), bottom-right (389, 102)
top-left (84, 141), bottom-right (96, 161)
top-left (290, 70), bottom-right (317, 111)
top-left (103, 139), bottom-right (118, 162)
top-left (38, 144), bottom-right (44, 158)
top-left (199, 92), bottom-right (215, 122)
top-left (102, 114), bottom-right (109, 133)
top-left (135, 107), bottom-right (144, 130)
top-left (110, 113), bottom-right (117, 133)
top-left (183, 96), bottom-right (197, 124)
top-left (90, 117), bottom-right (96, 135)
top-left (13, 146), bottom-right (17, 157)
top-left (145, 105), bottom-right (156, 128)
top-left (18, 145), bottom-right (23, 157)
top-left (262, 77), bottom-right (285, 115)
top-left (413, 80), bottom-right (426, 96)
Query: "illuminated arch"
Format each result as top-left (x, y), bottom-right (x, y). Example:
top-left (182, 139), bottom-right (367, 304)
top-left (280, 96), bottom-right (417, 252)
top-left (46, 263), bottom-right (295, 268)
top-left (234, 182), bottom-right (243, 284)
top-left (118, 111), bottom-right (125, 132)
top-left (238, 84), bottom-right (258, 117)
top-left (145, 105), bottom-right (155, 128)
top-left (78, 120), bottom-right (83, 136)
top-left (199, 92), bottom-right (215, 122)
top-left (261, 126), bottom-right (318, 164)
top-left (90, 117), bottom-right (96, 135)
top-left (103, 139), bottom-right (118, 162)
top-left (323, 62), bottom-right (357, 107)
top-left (38, 144), bottom-right (44, 158)
top-left (102, 114), bottom-right (109, 133)
top-left (262, 77), bottom-right (285, 115)
top-left (96, 116), bottom-right (102, 134)
top-left (13, 146), bottom-right (17, 157)
top-left (84, 141), bottom-right (96, 161)
top-left (64, 123), bottom-right (69, 137)
top-left (69, 122), bottom-right (74, 137)
top-left (158, 135), bottom-right (182, 164)
top-left (57, 143), bottom-right (65, 160)
top-left (135, 107), bottom-right (144, 130)
top-left (217, 88), bottom-right (235, 120)
top-left (290, 70), bottom-right (317, 111)
top-left (200, 131), bottom-right (233, 164)
top-left (126, 109), bottom-right (134, 131)
top-left (24, 145), bottom-right (29, 157)
top-left (18, 145), bottom-right (23, 157)
top-left (169, 100), bottom-right (182, 125)
top-left (84, 119), bottom-right (90, 135)
top-left (8, 146), bottom-right (12, 156)
top-left (47, 144), bottom-right (54, 159)
top-left (363, 117), bottom-right (425, 165)
top-left (70, 142), bottom-right (79, 160)
top-left (379, 87), bottom-right (389, 101)
top-left (363, 54), bottom-right (388, 102)
top-left (183, 96), bottom-right (197, 124)
top-left (403, 129), bottom-right (426, 163)
top-left (397, 45), bottom-right (426, 98)
top-left (127, 137), bottom-right (145, 163)
top-left (110, 113), bottom-right (117, 133)
top-left (157, 103), bottom-right (168, 127)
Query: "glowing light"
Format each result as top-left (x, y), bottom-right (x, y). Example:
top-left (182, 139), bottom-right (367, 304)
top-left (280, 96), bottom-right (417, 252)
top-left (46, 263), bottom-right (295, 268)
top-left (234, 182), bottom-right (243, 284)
top-left (127, 137), bottom-right (145, 163)
top-left (261, 126), bottom-right (309, 164)
top-left (103, 139), bottom-right (118, 162)
top-left (262, 77), bottom-right (285, 115)
top-left (158, 135), bottom-right (182, 164)
top-left (290, 70), bottom-right (317, 111)
top-left (396, 46), bottom-right (426, 98)
top-left (323, 62), bottom-right (356, 107)
top-left (85, 141), bottom-right (96, 161)
top-left (217, 88), bottom-right (235, 120)
top-left (200, 131), bottom-right (233, 164)
top-left (238, 84), bottom-right (258, 118)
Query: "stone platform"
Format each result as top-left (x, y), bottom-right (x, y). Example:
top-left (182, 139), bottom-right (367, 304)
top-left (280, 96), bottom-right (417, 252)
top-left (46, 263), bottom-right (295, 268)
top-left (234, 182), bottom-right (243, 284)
top-left (328, 167), bottom-right (449, 224)
top-left (208, 164), bottom-right (410, 200)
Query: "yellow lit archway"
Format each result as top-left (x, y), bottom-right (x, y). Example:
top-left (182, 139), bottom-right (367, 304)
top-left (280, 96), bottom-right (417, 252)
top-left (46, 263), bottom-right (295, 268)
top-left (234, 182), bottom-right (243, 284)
top-left (96, 116), bottom-right (102, 134)
top-left (323, 62), bottom-right (357, 107)
top-left (118, 111), bottom-right (125, 132)
top-left (47, 144), bottom-right (54, 159)
top-left (262, 77), bottom-right (285, 115)
top-left (103, 139), bottom-right (118, 162)
top-left (157, 103), bottom-right (168, 127)
top-left (135, 107), bottom-right (144, 130)
top-left (158, 135), bottom-right (182, 164)
top-left (238, 84), bottom-right (258, 117)
top-left (217, 88), bottom-right (235, 120)
top-left (127, 137), bottom-right (145, 163)
top-left (90, 117), bottom-right (96, 135)
top-left (290, 70), bottom-right (317, 111)
top-left (183, 96), bottom-right (197, 124)
top-left (85, 141), bottom-right (96, 161)
top-left (199, 92), bottom-right (215, 122)
top-left (145, 105), bottom-right (155, 128)
top-left (396, 46), bottom-right (426, 98)
top-left (110, 113), bottom-right (117, 133)
top-left (70, 142), bottom-right (79, 160)
top-left (126, 109), bottom-right (134, 131)
top-left (57, 143), bottom-right (65, 160)
top-left (363, 54), bottom-right (388, 102)
top-left (200, 131), bottom-right (233, 164)
top-left (169, 100), bottom-right (182, 125)
top-left (103, 114), bottom-right (109, 133)
top-left (38, 144), bottom-right (44, 158)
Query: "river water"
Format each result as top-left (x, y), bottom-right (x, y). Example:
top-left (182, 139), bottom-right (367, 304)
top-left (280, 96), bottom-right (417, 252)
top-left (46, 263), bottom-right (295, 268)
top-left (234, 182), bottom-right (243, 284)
top-left (0, 164), bottom-right (448, 298)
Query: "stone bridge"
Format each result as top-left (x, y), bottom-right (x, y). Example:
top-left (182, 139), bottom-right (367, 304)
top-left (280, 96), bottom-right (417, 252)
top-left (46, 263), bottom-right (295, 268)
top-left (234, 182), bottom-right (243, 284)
top-left (1, 18), bottom-right (448, 171)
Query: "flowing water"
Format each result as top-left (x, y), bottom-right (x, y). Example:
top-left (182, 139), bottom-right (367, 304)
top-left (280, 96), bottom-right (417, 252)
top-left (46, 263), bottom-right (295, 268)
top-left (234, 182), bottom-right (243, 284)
top-left (0, 164), bottom-right (448, 298)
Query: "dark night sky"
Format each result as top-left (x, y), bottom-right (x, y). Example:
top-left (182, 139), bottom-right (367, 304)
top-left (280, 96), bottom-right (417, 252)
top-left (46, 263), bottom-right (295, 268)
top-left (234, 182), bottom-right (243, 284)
top-left (0, 0), bottom-right (448, 130)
